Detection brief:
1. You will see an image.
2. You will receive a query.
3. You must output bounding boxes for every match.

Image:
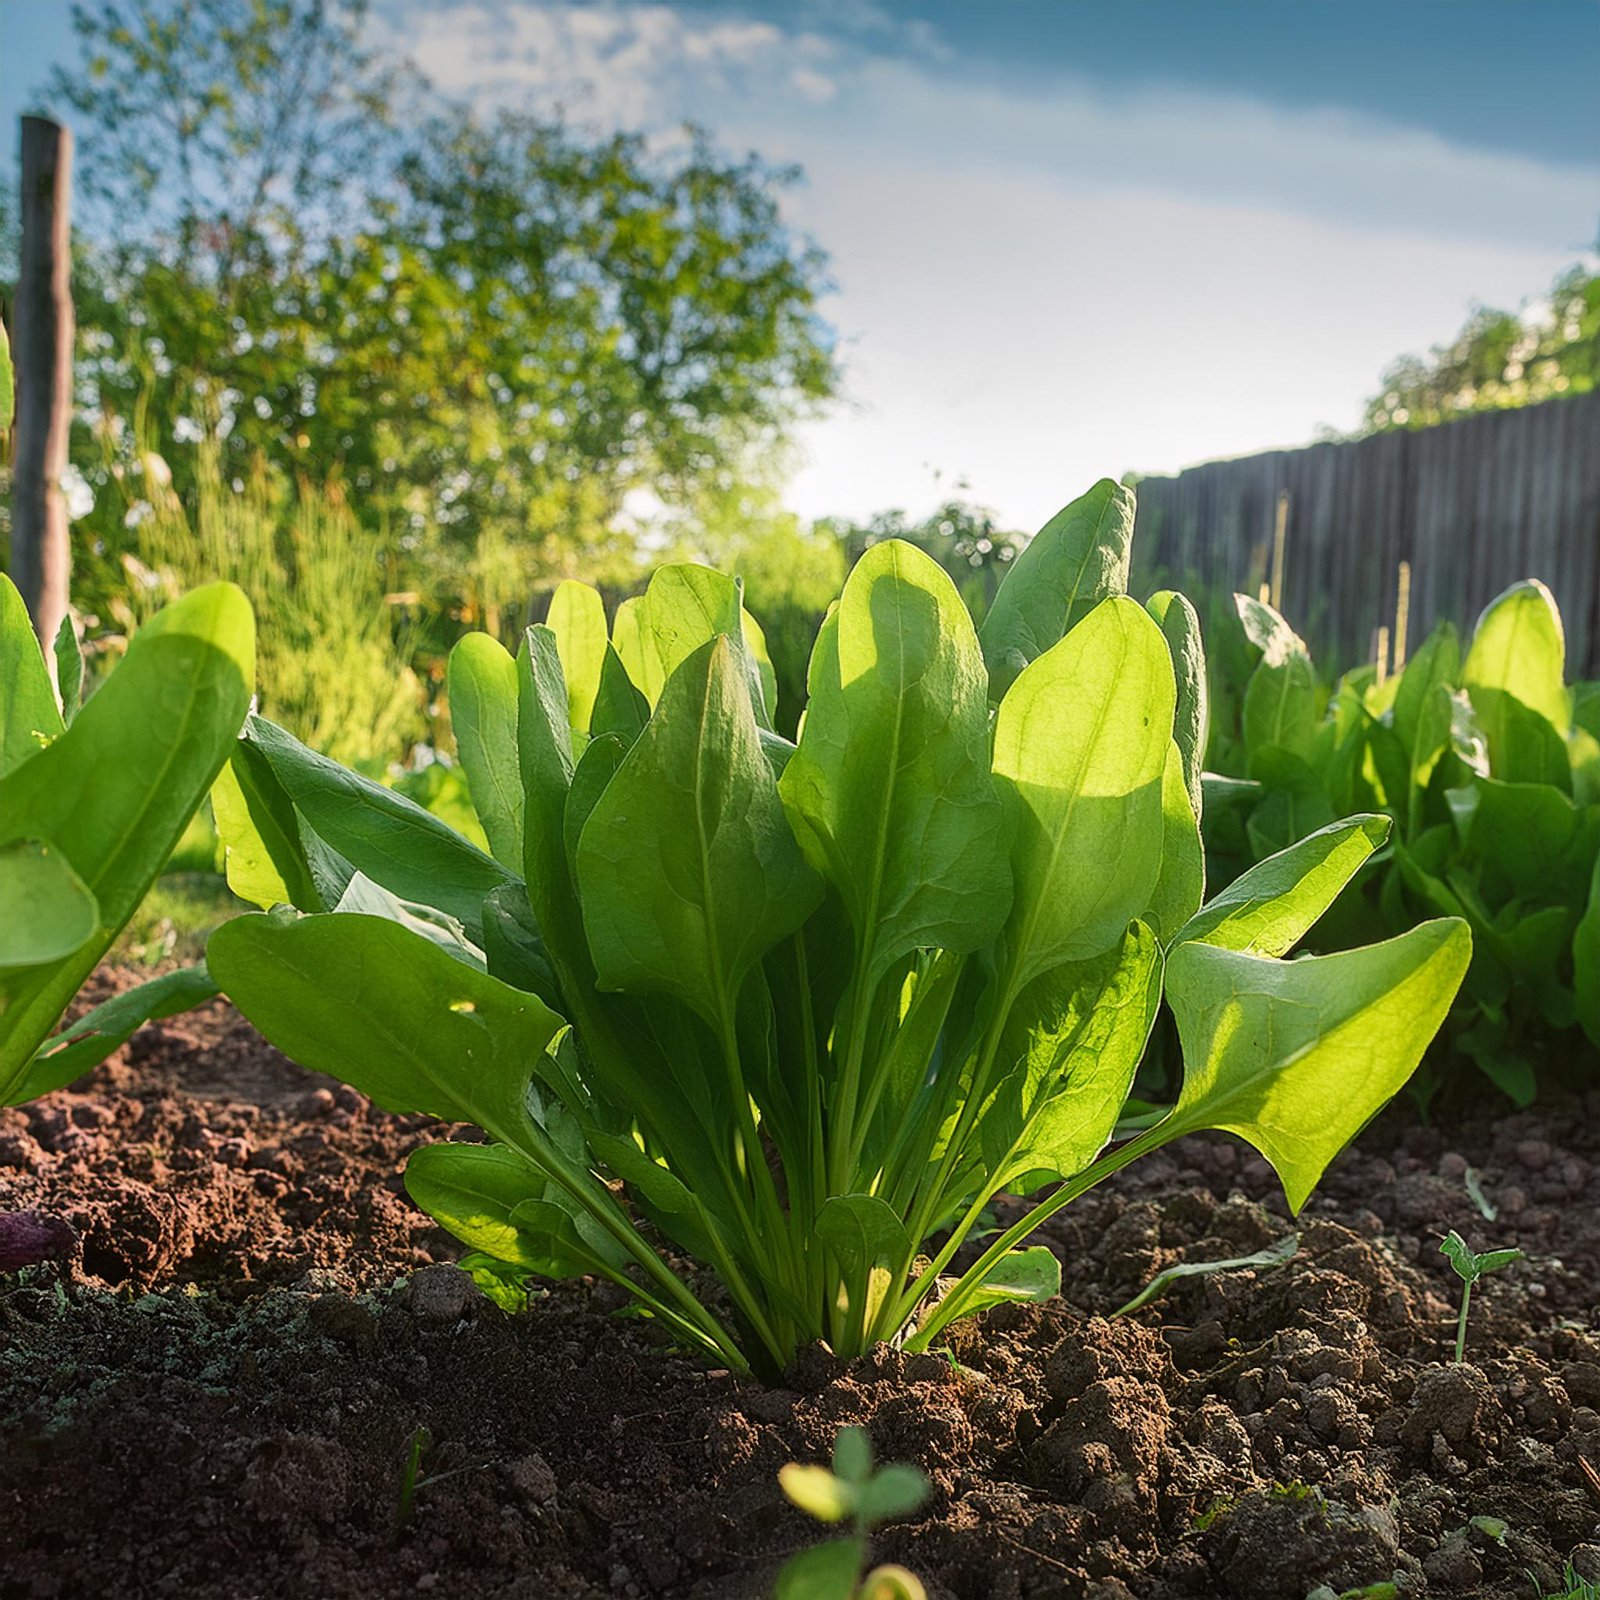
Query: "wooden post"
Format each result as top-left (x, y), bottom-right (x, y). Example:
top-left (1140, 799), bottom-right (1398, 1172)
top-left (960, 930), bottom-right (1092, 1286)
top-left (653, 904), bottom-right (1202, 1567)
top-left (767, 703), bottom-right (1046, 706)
top-left (12, 116), bottom-right (74, 658)
top-left (1268, 489), bottom-right (1289, 612)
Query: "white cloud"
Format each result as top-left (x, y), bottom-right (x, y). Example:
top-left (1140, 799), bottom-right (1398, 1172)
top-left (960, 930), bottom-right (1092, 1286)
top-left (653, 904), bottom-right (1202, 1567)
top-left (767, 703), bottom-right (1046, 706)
top-left (382, 0), bottom-right (1600, 526)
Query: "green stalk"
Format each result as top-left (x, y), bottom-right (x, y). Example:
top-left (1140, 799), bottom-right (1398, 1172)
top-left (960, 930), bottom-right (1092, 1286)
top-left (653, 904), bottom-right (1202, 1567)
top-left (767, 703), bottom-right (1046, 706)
top-left (1454, 1279), bottom-right (1471, 1365)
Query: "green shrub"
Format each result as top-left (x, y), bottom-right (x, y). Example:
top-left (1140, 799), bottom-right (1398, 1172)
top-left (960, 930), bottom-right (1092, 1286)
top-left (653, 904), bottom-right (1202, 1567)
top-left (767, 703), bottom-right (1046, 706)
top-left (205, 479), bottom-right (1469, 1375)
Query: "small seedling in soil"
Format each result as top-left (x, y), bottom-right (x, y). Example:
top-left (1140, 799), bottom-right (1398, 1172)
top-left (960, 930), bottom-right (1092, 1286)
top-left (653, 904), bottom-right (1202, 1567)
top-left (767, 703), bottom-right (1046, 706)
top-left (776, 1427), bottom-right (929, 1599)
top-left (1440, 1230), bottom-right (1523, 1364)
top-left (396, 1425), bottom-right (432, 1529)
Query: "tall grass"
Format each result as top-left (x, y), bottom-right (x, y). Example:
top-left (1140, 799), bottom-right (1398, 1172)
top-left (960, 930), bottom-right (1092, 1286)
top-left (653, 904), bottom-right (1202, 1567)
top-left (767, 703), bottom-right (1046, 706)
top-left (124, 445), bottom-right (426, 770)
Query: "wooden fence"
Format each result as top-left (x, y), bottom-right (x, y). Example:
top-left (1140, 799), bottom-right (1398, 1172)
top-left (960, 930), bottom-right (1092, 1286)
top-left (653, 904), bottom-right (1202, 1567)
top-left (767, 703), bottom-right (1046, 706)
top-left (1129, 391), bottom-right (1600, 676)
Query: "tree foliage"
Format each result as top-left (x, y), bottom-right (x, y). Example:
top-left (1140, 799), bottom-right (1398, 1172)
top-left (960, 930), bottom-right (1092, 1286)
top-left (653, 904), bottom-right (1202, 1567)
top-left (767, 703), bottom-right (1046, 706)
top-left (32, 0), bottom-right (838, 616)
top-left (1365, 259), bottom-right (1599, 431)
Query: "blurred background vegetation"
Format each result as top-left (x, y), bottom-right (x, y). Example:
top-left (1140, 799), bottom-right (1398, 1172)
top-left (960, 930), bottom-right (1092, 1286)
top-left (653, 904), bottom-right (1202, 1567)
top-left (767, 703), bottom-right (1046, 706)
top-left (1, 0), bottom-right (1595, 774)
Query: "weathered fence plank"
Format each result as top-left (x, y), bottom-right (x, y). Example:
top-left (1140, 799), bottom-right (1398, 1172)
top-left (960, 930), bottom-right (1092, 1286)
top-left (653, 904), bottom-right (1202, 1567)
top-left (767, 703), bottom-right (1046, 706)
top-left (1132, 392), bottom-right (1600, 675)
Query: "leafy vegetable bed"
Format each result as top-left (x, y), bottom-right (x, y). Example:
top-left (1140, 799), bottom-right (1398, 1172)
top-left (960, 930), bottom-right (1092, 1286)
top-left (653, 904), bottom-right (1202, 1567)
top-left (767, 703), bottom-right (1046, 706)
top-left (3, 980), bottom-right (1599, 1599)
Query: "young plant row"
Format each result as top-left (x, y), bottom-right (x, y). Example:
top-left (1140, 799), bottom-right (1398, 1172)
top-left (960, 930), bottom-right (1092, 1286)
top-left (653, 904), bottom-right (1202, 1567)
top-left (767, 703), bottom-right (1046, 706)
top-left (1203, 580), bottom-right (1600, 1105)
top-left (1, 482), bottom-right (1471, 1376)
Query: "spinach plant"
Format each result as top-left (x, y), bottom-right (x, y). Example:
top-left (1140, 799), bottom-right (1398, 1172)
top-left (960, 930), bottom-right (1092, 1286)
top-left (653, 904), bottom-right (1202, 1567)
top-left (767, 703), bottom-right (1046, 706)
top-left (777, 1426), bottom-right (928, 1600)
top-left (0, 576), bottom-right (255, 1105)
top-left (207, 480), bottom-right (1469, 1375)
top-left (1204, 580), bottom-right (1600, 1103)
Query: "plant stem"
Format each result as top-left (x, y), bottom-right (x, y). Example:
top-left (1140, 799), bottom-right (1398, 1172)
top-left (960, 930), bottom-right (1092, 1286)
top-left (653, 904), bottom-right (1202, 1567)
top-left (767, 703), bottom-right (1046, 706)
top-left (1455, 1279), bottom-right (1472, 1364)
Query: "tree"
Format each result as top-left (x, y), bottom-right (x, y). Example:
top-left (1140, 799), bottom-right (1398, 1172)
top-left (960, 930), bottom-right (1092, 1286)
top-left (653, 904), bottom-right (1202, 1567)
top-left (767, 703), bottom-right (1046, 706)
top-left (36, 0), bottom-right (838, 618)
top-left (1365, 257), bottom-right (1600, 431)
top-left (819, 499), bottom-right (1025, 623)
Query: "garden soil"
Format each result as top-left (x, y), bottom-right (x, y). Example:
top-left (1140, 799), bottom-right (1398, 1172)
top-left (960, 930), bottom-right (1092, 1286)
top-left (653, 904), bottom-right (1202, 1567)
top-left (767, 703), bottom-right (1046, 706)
top-left (3, 969), bottom-right (1599, 1600)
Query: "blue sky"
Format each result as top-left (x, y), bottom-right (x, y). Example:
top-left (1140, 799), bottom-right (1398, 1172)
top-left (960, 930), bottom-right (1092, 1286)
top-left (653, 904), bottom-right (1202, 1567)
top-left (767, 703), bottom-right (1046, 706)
top-left (3, 0), bottom-right (1598, 527)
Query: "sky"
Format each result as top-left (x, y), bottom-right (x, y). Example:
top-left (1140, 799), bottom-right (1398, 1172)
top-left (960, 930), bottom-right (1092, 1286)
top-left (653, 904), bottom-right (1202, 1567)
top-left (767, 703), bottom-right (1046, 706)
top-left (3, 0), bottom-right (1598, 529)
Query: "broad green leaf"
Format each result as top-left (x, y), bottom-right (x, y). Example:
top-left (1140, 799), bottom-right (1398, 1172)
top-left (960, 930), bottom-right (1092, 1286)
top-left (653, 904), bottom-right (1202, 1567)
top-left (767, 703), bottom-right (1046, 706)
top-left (741, 605), bottom-right (781, 727)
top-left (1146, 589), bottom-right (1207, 818)
top-left (936, 1246), bottom-right (1060, 1318)
top-left (1162, 917), bottom-right (1472, 1210)
top-left (590, 643), bottom-right (650, 745)
top-left (1234, 593), bottom-right (1307, 665)
top-left (1577, 852), bottom-right (1600, 1048)
top-left (578, 635), bottom-right (819, 1030)
top-left (1464, 579), bottom-right (1568, 737)
top-left (993, 596), bottom-right (1173, 984)
top-left (448, 633), bottom-right (524, 871)
top-left (0, 317), bottom-right (12, 431)
top-left (0, 839), bottom-right (97, 966)
top-left (562, 733), bottom-right (627, 880)
top-left (0, 573), bottom-right (64, 777)
top-left (1176, 815), bottom-right (1389, 956)
top-left (857, 1467), bottom-right (931, 1524)
top-left (1393, 621), bottom-right (1459, 767)
top-left (9, 965), bottom-right (218, 1104)
top-left (405, 1141), bottom-right (626, 1277)
top-left (980, 478), bottom-right (1133, 699)
top-left (816, 1192), bottom-right (914, 1267)
top-left (211, 736), bottom-right (345, 911)
top-left (0, 582), bottom-right (254, 1096)
top-left (332, 872), bottom-right (484, 968)
top-left (52, 615), bottom-right (84, 726)
top-left (207, 911), bottom-right (564, 1152)
top-left (1466, 777), bottom-right (1579, 903)
top-left (778, 1468), bottom-right (854, 1524)
top-left (774, 1539), bottom-right (866, 1600)
top-left (245, 715), bottom-right (515, 936)
top-left (517, 624), bottom-right (578, 924)
top-left (1143, 742), bottom-right (1204, 943)
top-left (611, 595), bottom-right (652, 698)
top-left (983, 922), bottom-right (1163, 1191)
top-left (1243, 651), bottom-right (1318, 763)
top-left (780, 540), bottom-right (1009, 987)
top-left (479, 882), bottom-right (561, 1005)
top-left (546, 579), bottom-right (608, 733)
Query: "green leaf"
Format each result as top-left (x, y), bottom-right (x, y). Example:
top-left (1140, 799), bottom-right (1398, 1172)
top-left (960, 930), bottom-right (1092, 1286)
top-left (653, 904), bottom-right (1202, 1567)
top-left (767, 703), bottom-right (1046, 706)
top-left (983, 923), bottom-right (1163, 1191)
top-left (816, 1193), bottom-right (913, 1274)
top-left (779, 1467), bottom-right (855, 1524)
top-left (937, 1245), bottom-right (1059, 1318)
top-left (780, 540), bottom-right (1009, 988)
top-left (211, 736), bottom-right (345, 911)
top-left (546, 579), bottom-right (608, 733)
top-left (979, 479), bottom-right (1134, 700)
top-left (774, 1537), bottom-right (865, 1600)
top-left (1234, 593), bottom-right (1307, 664)
top-left (1176, 815), bottom-right (1390, 957)
top-left (52, 615), bottom-right (84, 726)
top-left (1576, 851), bottom-right (1600, 1048)
top-left (244, 715), bottom-right (516, 936)
top-left (0, 573), bottom-right (64, 777)
top-left (832, 1426), bottom-right (873, 1484)
top-left (9, 965), bottom-right (218, 1104)
top-left (479, 882), bottom-right (561, 1006)
top-left (405, 1141), bottom-right (626, 1277)
top-left (577, 635), bottom-right (820, 1031)
top-left (1146, 589), bottom-right (1207, 819)
top-left (590, 643), bottom-right (651, 746)
top-left (0, 839), bottom-right (98, 966)
top-left (1463, 579), bottom-right (1568, 739)
top-left (857, 1464), bottom-right (930, 1524)
top-left (1144, 742), bottom-right (1205, 942)
top-left (0, 583), bottom-right (254, 1098)
top-left (1111, 1234), bottom-right (1297, 1317)
top-left (1465, 778), bottom-right (1579, 903)
top-left (1243, 651), bottom-right (1318, 764)
top-left (0, 316), bottom-right (13, 432)
top-left (206, 911), bottom-right (564, 1151)
top-left (1162, 918), bottom-right (1472, 1211)
top-left (448, 633), bottom-right (524, 871)
top-left (993, 596), bottom-right (1173, 984)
